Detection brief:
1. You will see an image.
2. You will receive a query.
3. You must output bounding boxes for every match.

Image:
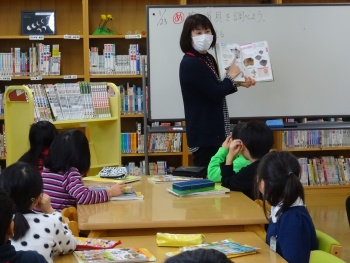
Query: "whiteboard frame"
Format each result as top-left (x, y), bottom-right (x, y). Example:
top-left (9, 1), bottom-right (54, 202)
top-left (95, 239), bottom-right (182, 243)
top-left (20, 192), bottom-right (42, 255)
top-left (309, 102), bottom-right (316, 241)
top-left (147, 4), bottom-right (350, 121)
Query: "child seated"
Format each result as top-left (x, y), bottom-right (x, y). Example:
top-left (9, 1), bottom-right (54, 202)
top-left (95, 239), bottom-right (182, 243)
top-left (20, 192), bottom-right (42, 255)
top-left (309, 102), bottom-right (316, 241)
top-left (18, 121), bottom-right (58, 173)
top-left (42, 129), bottom-right (125, 211)
top-left (0, 162), bottom-right (76, 263)
top-left (164, 249), bottom-right (232, 263)
top-left (220, 121), bottom-right (273, 199)
top-left (255, 151), bottom-right (318, 263)
top-left (208, 122), bottom-right (250, 182)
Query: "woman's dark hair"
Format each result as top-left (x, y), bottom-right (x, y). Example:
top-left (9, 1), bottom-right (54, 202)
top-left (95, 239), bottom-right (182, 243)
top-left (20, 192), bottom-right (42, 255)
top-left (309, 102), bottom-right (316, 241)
top-left (18, 121), bottom-right (58, 166)
top-left (180, 14), bottom-right (217, 53)
top-left (0, 190), bottom-right (15, 246)
top-left (0, 162), bottom-right (43, 241)
top-left (254, 151), bottom-right (305, 220)
top-left (44, 129), bottom-right (91, 175)
top-left (164, 249), bottom-right (232, 263)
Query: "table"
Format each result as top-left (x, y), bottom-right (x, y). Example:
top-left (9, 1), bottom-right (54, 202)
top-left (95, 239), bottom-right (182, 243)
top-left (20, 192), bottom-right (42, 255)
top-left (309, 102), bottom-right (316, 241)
top-left (54, 232), bottom-right (286, 263)
top-left (79, 177), bottom-right (267, 238)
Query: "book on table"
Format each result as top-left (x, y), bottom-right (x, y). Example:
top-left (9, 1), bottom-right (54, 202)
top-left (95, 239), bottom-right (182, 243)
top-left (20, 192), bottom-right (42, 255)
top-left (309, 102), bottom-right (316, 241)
top-left (215, 40), bottom-right (273, 82)
top-left (109, 190), bottom-right (144, 201)
top-left (165, 239), bottom-right (260, 259)
top-left (88, 185), bottom-right (144, 201)
top-left (75, 237), bottom-right (121, 250)
top-left (167, 185), bottom-right (230, 197)
top-left (147, 175), bottom-right (201, 184)
top-left (73, 247), bottom-right (156, 262)
top-left (82, 175), bottom-right (141, 184)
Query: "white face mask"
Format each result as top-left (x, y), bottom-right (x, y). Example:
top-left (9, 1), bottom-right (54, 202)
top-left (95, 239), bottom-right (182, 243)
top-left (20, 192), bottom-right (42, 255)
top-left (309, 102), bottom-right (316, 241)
top-left (192, 34), bottom-right (213, 52)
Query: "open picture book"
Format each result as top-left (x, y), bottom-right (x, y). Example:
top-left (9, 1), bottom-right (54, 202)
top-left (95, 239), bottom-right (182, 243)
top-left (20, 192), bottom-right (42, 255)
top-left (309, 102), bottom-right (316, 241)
top-left (215, 40), bottom-right (273, 82)
top-left (73, 247), bottom-right (156, 262)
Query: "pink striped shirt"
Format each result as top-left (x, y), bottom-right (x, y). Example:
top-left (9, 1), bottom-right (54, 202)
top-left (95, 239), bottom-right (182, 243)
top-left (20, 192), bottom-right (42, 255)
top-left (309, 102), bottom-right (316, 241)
top-left (42, 167), bottom-right (109, 211)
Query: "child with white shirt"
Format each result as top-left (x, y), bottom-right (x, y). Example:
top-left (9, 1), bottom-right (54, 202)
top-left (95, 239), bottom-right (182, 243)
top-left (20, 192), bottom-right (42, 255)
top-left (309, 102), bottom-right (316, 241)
top-left (0, 161), bottom-right (77, 263)
top-left (255, 151), bottom-right (318, 263)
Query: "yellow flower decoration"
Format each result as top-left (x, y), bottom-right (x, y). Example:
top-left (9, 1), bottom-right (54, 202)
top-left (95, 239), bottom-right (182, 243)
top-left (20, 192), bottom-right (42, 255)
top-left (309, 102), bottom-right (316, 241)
top-left (99, 14), bottom-right (114, 29)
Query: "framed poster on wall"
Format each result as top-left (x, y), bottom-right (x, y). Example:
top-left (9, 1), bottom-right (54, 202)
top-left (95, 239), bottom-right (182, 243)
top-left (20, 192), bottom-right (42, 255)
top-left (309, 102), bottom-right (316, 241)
top-left (21, 11), bottom-right (56, 35)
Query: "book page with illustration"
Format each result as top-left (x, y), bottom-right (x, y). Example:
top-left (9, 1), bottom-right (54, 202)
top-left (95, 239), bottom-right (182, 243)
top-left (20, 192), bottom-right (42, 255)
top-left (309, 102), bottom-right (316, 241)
top-left (216, 41), bottom-right (273, 82)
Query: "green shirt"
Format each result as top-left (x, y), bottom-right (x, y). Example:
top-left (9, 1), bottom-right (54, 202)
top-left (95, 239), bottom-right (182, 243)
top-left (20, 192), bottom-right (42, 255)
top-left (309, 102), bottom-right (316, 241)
top-left (207, 147), bottom-right (250, 182)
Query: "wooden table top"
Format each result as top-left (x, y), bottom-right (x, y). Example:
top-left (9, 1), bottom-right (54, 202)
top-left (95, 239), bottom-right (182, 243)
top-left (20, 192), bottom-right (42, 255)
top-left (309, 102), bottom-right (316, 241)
top-left (78, 177), bottom-right (267, 235)
top-left (54, 232), bottom-right (286, 263)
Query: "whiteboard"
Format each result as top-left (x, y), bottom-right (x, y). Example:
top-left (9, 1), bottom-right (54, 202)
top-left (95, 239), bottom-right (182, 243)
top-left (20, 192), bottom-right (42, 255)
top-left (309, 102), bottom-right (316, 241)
top-left (147, 4), bottom-right (350, 120)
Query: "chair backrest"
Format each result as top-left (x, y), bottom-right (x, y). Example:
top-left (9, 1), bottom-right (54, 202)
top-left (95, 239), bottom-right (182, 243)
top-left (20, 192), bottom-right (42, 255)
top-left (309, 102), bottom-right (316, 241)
top-left (346, 196), bottom-right (350, 225)
top-left (309, 250), bottom-right (346, 263)
top-left (316, 230), bottom-right (342, 258)
top-left (61, 206), bottom-right (79, 237)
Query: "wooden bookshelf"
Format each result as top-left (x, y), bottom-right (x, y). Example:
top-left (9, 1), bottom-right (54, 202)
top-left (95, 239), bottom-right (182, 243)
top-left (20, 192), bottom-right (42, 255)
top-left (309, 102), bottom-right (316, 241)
top-left (1, 0), bottom-right (350, 187)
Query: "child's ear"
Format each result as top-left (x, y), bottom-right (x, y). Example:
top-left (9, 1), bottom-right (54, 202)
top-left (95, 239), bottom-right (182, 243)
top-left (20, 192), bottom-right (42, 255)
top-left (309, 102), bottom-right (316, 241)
top-left (7, 220), bottom-right (14, 238)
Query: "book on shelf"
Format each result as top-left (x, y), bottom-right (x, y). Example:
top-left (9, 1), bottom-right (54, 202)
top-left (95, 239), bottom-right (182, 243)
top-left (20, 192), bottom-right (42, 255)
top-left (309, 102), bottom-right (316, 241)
top-left (215, 40), bottom-right (273, 82)
top-left (167, 185), bottom-right (230, 197)
top-left (82, 175), bottom-right (141, 184)
top-left (75, 237), bottom-right (121, 250)
top-left (73, 247), bottom-right (156, 263)
top-left (165, 239), bottom-right (260, 259)
top-left (147, 175), bottom-right (200, 184)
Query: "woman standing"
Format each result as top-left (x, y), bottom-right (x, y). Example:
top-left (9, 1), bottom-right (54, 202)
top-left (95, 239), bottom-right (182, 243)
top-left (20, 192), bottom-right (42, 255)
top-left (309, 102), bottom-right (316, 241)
top-left (179, 14), bottom-right (255, 171)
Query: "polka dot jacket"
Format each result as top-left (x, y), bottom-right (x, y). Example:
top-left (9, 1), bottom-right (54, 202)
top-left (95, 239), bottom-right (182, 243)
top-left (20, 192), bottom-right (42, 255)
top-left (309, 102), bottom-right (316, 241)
top-left (11, 211), bottom-right (77, 263)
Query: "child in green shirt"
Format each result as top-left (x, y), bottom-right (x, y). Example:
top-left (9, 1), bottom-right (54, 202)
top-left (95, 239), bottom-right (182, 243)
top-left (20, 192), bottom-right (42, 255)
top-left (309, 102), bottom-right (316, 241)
top-left (208, 123), bottom-right (250, 182)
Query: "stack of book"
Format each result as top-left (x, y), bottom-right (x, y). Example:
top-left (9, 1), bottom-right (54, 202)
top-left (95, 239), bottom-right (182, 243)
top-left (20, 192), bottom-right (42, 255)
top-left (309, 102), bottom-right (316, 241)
top-left (167, 180), bottom-right (230, 197)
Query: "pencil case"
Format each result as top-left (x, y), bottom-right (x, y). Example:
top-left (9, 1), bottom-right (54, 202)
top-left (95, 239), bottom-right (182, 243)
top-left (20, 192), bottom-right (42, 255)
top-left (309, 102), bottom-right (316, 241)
top-left (156, 233), bottom-right (205, 247)
top-left (172, 166), bottom-right (206, 178)
top-left (172, 179), bottom-right (214, 193)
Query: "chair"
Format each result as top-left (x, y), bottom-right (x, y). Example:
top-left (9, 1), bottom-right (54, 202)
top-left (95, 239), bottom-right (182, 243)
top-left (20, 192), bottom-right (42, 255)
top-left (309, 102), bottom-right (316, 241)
top-left (346, 196), bottom-right (350, 225)
top-left (309, 250), bottom-right (346, 263)
top-left (316, 229), bottom-right (342, 258)
top-left (61, 206), bottom-right (79, 237)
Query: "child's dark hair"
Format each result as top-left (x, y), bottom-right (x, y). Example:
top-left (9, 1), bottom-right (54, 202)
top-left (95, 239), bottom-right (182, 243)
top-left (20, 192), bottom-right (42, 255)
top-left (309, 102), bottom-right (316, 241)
top-left (18, 121), bottom-right (58, 166)
top-left (237, 121), bottom-right (273, 159)
top-left (0, 190), bottom-right (15, 246)
top-left (0, 162), bottom-right (43, 241)
top-left (254, 151), bottom-right (305, 220)
top-left (164, 249), bottom-right (232, 263)
top-left (44, 129), bottom-right (90, 175)
top-left (180, 14), bottom-right (217, 53)
top-left (231, 122), bottom-right (245, 139)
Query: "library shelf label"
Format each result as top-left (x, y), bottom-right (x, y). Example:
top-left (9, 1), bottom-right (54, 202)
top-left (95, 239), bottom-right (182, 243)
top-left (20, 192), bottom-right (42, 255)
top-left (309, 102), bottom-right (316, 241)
top-left (30, 76), bottom-right (42, 81)
top-left (125, 34), bottom-right (142, 39)
top-left (64, 75), bottom-right (78, 79)
top-left (29, 35), bottom-right (44, 40)
top-left (64, 34), bottom-right (80, 40)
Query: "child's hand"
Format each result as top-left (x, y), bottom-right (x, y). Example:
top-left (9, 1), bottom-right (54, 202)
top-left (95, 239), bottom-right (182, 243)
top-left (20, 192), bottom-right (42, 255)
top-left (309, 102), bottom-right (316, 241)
top-left (107, 183), bottom-right (126, 197)
top-left (238, 76), bottom-right (256, 88)
top-left (226, 139), bottom-right (243, 164)
top-left (222, 136), bottom-right (232, 149)
top-left (36, 193), bottom-right (55, 214)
